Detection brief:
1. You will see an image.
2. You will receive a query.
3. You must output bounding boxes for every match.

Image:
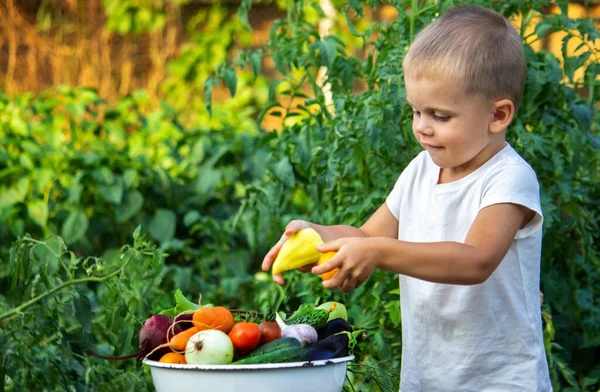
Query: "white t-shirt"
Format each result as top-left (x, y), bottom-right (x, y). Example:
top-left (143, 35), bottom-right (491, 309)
top-left (385, 144), bottom-right (552, 392)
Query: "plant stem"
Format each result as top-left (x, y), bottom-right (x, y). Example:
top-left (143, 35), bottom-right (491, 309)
top-left (274, 277), bottom-right (293, 313)
top-left (40, 315), bottom-right (105, 347)
top-left (346, 373), bottom-right (357, 392)
top-left (409, 0), bottom-right (418, 44)
top-left (0, 267), bottom-right (125, 323)
top-left (415, 3), bottom-right (437, 17)
top-left (588, 62), bottom-right (595, 107)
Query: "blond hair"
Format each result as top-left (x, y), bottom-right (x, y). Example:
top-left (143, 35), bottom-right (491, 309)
top-left (403, 5), bottom-right (527, 109)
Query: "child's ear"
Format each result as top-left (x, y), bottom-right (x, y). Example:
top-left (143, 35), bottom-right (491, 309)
top-left (489, 99), bottom-right (515, 134)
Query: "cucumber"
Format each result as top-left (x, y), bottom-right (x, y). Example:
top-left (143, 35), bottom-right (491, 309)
top-left (232, 346), bottom-right (308, 365)
top-left (242, 337), bottom-right (300, 359)
top-left (286, 305), bottom-right (329, 328)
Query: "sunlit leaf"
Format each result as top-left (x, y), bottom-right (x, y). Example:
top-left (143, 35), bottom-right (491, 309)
top-left (149, 209), bottom-right (176, 243)
top-left (27, 200), bottom-right (48, 229)
top-left (62, 210), bottom-right (89, 244)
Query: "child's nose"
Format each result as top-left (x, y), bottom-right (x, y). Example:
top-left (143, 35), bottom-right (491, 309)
top-left (413, 117), bottom-right (434, 136)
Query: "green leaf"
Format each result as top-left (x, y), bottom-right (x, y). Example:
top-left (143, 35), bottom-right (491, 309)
top-left (0, 189), bottom-right (22, 208)
top-left (68, 174), bottom-right (84, 204)
top-left (149, 209), bottom-right (176, 243)
top-left (268, 79), bottom-right (284, 102)
top-left (65, 102), bottom-right (85, 117)
top-left (98, 179), bottom-right (124, 205)
top-left (534, 20), bottom-right (551, 38)
top-left (123, 169), bottom-right (138, 188)
top-left (62, 210), bottom-right (89, 244)
top-left (190, 140), bottom-right (205, 164)
top-left (571, 103), bottom-right (593, 131)
top-left (28, 200), bottom-right (48, 228)
top-left (93, 167), bottom-right (115, 184)
top-left (224, 67), bottom-right (237, 97)
top-left (204, 77), bottom-right (213, 116)
top-left (35, 168), bottom-right (54, 193)
top-left (10, 114), bottom-right (28, 136)
top-left (557, 0), bottom-right (569, 16)
top-left (194, 165), bottom-right (221, 201)
top-left (183, 210), bottom-right (201, 227)
top-left (587, 131), bottom-right (600, 150)
top-left (250, 51), bottom-right (262, 79)
top-left (116, 190), bottom-right (144, 223)
top-left (19, 154), bottom-right (34, 169)
top-left (237, 0), bottom-right (252, 31)
top-left (116, 324), bottom-right (135, 356)
top-left (366, 119), bottom-right (380, 149)
top-left (563, 51), bottom-right (591, 81)
top-left (272, 157), bottom-right (295, 188)
top-left (31, 243), bottom-right (59, 274)
top-left (118, 14), bottom-right (132, 34)
top-left (343, 8), bottom-right (367, 38)
top-left (73, 293), bottom-right (93, 334)
top-left (160, 288), bottom-right (201, 317)
top-left (316, 37), bottom-right (337, 69)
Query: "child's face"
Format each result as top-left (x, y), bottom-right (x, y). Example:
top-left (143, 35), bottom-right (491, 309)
top-left (405, 75), bottom-right (503, 178)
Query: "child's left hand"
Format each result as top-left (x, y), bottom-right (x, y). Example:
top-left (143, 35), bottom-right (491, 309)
top-left (312, 238), bottom-right (378, 293)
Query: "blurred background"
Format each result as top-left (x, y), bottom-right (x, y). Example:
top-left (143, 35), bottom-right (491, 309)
top-left (1, 0), bottom-right (598, 130)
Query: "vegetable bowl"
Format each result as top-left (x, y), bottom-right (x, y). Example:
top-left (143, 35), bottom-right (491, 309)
top-left (143, 355), bottom-right (355, 392)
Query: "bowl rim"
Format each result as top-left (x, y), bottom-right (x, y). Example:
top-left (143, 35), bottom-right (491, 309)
top-left (142, 354), bottom-right (355, 371)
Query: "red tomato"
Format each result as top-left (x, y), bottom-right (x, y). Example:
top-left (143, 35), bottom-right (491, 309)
top-left (258, 321), bottom-right (281, 345)
top-left (229, 322), bottom-right (261, 352)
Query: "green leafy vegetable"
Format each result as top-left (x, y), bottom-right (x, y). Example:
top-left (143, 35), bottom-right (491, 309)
top-left (160, 289), bottom-right (206, 317)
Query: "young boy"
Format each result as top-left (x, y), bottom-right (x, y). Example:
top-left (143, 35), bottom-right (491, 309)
top-left (262, 4), bottom-right (552, 391)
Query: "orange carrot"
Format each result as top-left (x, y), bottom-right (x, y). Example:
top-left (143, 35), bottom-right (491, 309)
top-left (159, 352), bottom-right (187, 364)
top-left (192, 307), bottom-right (234, 334)
top-left (169, 327), bottom-right (200, 351)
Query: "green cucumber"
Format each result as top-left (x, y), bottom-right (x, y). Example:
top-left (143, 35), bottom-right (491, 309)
top-left (242, 337), bottom-right (300, 359)
top-left (232, 346), bottom-right (308, 365)
top-left (286, 305), bottom-right (329, 328)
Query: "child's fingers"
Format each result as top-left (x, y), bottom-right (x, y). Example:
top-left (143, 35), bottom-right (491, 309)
top-left (263, 220), bottom-right (311, 271)
top-left (272, 273), bottom-right (284, 285)
top-left (261, 233), bottom-right (289, 271)
top-left (340, 279), bottom-right (357, 293)
top-left (311, 253), bottom-right (342, 275)
top-left (316, 239), bottom-right (344, 253)
top-left (262, 220), bottom-right (311, 281)
top-left (284, 220), bottom-right (309, 236)
top-left (321, 267), bottom-right (348, 290)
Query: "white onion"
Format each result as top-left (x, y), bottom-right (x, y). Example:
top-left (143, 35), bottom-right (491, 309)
top-left (184, 329), bottom-right (234, 365)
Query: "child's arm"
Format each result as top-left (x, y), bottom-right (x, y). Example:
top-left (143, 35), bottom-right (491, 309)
top-left (261, 204), bottom-right (398, 284)
top-left (313, 202), bottom-right (534, 292)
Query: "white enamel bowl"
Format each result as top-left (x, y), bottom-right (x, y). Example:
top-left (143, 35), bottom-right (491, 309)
top-left (143, 355), bottom-right (354, 392)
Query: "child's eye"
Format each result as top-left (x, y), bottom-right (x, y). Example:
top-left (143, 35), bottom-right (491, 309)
top-left (433, 114), bottom-right (450, 122)
top-left (412, 110), bottom-right (421, 117)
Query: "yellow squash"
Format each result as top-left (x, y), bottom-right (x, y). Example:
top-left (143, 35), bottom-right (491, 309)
top-left (272, 228), bottom-right (324, 275)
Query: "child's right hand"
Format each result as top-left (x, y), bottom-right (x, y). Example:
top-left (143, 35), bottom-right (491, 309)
top-left (261, 220), bottom-right (312, 285)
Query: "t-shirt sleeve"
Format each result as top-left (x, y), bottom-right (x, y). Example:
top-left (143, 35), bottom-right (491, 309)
top-left (385, 171), bottom-right (405, 221)
top-left (480, 161), bottom-right (543, 239)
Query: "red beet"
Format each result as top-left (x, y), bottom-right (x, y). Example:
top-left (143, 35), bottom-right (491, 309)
top-left (173, 312), bottom-right (195, 331)
top-left (86, 314), bottom-right (181, 361)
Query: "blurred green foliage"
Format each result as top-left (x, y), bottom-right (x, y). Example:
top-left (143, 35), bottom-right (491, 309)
top-left (0, 0), bottom-right (599, 391)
